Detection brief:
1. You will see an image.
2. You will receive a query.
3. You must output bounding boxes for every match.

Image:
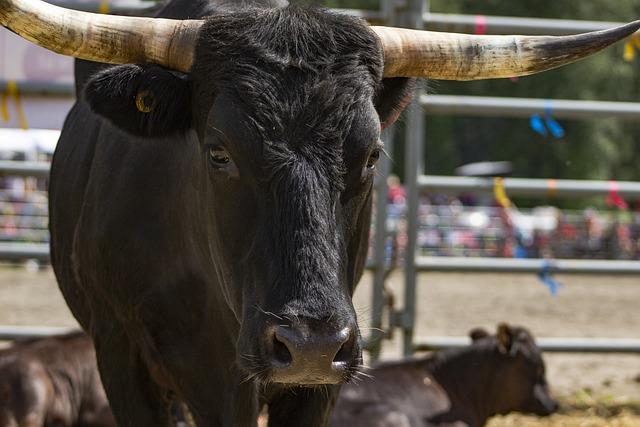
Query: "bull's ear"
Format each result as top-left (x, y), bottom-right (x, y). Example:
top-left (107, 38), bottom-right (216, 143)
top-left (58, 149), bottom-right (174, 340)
top-left (469, 327), bottom-right (490, 342)
top-left (84, 64), bottom-right (192, 137)
top-left (374, 77), bottom-right (415, 130)
top-left (497, 323), bottom-right (515, 355)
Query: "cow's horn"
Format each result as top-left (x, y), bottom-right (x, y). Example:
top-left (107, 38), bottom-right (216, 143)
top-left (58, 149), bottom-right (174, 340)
top-left (373, 21), bottom-right (640, 80)
top-left (0, 0), bottom-right (202, 72)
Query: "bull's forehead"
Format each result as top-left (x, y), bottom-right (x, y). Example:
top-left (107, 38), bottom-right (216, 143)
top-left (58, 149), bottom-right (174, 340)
top-left (191, 6), bottom-right (384, 129)
top-left (221, 70), bottom-right (377, 142)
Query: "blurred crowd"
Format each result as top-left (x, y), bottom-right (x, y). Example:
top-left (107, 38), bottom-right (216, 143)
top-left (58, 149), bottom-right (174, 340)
top-left (1, 172), bottom-right (640, 261)
top-left (0, 176), bottom-right (49, 244)
top-left (373, 176), bottom-right (640, 262)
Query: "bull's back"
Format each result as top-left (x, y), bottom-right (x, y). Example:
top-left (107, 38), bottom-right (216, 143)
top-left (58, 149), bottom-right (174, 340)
top-left (332, 363), bottom-right (451, 427)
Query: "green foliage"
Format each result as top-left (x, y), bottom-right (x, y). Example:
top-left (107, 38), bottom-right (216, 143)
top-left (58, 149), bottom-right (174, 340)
top-left (424, 0), bottom-right (640, 187)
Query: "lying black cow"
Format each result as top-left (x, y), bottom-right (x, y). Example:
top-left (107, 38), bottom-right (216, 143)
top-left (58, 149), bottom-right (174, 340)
top-left (331, 324), bottom-right (558, 427)
top-left (0, 332), bottom-right (116, 427)
top-left (3, 0), bottom-right (636, 424)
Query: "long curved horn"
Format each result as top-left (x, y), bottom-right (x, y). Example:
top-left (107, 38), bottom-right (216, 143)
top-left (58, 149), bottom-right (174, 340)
top-left (0, 0), bottom-right (202, 72)
top-left (373, 21), bottom-right (640, 80)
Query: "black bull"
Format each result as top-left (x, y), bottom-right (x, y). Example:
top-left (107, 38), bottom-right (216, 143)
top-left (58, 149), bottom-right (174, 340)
top-left (49, 0), bottom-right (412, 425)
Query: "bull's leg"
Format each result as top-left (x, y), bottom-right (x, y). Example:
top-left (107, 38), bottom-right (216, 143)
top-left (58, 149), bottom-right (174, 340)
top-left (93, 328), bottom-right (173, 427)
top-left (267, 386), bottom-right (340, 427)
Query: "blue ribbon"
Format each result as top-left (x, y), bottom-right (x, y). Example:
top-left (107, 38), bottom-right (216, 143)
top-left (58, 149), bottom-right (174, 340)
top-left (545, 117), bottom-right (565, 138)
top-left (529, 101), bottom-right (565, 139)
top-left (544, 101), bottom-right (565, 138)
top-left (537, 260), bottom-right (563, 297)
top-left (529, 114), bottom-right (547, 136)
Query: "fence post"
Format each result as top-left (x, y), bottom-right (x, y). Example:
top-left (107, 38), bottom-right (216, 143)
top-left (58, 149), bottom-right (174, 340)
top-left (401, 0), bottom-right (427, 357)
top-left (369, 126), bottom-right (395, 361)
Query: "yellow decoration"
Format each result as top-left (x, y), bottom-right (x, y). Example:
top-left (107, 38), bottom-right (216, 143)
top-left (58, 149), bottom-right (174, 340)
top-left (623, 34), bottom-right (640, 62)
top-left (2, 81), bottom-right (28, 130)
top-left (0, 92), bottom-right (8, 122)
top-left (624, 40), bottom-right (635, 61)
top-left (493, 177), bottom-right (512, 209)
top-left (98, 0), bottom-right (110, 14)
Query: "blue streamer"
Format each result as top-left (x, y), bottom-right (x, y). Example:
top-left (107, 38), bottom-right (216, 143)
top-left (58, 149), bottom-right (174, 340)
top-left (544, 101), bottom-right (564, 138)
top-left (529, 114), bottom-right (547, 136)
top-left (545, 117), bottom-right (565, 139)
top-left (537, 260), bottom-right (562, 297)
top-left (530, 101), bottom-right (565, 139)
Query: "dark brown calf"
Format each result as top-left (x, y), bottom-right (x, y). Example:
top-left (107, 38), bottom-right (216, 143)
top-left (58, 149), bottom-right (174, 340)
top-left (331, 324), bottom-right (558, 427)
top-left (0, 332), bottom-right (115, 427)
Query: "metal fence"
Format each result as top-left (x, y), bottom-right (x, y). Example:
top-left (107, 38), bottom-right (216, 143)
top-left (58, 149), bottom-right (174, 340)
top-left (367, 0), bottom-right (640, 359)
top-left (2, 0), bottom-right (640, 355)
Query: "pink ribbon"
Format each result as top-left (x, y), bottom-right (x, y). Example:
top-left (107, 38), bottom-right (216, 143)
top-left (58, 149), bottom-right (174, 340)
top-left (474, 15), bottom-right (487, 35)
top-left (606, 181), bottom-right (628, 210)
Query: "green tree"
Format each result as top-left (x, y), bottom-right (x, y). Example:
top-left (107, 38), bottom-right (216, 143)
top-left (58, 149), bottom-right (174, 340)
top-left (424, 0), bottom-right (640, 188)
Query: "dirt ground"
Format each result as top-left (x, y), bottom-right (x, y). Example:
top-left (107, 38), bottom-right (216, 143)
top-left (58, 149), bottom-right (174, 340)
top-left (0, 265), bottom-right (639, 426)
top-left (353, 271), bottom-right (640, 426)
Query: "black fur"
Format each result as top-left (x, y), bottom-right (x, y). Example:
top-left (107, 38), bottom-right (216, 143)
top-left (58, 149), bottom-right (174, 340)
top-left (375, 77), bottom-right (415, 129)
top-left (51, 2), bottom-right (415, 426)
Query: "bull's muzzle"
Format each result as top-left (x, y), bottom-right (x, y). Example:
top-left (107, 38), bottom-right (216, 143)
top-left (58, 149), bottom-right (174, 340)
top-left (263, 319), bottom-right (359, 385)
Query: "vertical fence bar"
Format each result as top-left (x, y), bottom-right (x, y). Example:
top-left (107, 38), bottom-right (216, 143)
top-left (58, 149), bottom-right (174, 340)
top-left (402, 88), bottom-right (425, 356)
top-left (401, 0), bottom-right (427, 357)
top-left (369, 126), bottom-right (395, 361)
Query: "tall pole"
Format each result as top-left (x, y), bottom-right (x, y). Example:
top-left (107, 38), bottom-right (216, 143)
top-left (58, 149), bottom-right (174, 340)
top-left (369, 126), bottom-right (395, 361)
top-left (368, 0), bottom-right (398, 361)
top-left (402, 0), bottom-right (427, 357)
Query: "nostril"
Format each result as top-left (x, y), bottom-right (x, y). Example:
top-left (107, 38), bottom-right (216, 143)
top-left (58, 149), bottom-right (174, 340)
top-left (272, 334), bottom-right (293, 367)
top-left (332, 330), bottom-right (355, 364)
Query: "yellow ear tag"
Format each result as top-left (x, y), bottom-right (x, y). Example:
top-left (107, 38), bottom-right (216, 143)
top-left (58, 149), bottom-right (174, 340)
top-left (135, 90), bottom-right (153, 113)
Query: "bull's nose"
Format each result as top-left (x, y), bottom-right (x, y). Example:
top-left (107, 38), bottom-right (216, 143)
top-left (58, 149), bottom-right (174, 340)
top-left (266, 321), bottom-right (358, 384)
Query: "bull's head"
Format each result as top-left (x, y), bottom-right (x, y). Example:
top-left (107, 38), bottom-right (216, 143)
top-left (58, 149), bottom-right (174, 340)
top-left (2, 0), bottom-right (638, 386)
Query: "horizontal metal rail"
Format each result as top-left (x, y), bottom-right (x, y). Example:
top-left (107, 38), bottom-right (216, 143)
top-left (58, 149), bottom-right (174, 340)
top-left (53, 0), bottom-right (152, 12)
top-left (421, 95), bottom-right (640, 120)
top-left (41, 4), bottom-right (627, 35)
top-left (11, 82), bottom-right (640, 123)
top-left (0, 243), bottom-right (50, 261)
top-left (2, 327), bottom-right (638, 354)
top-left (0, 81), bottom-right (74, 98)
top-left (418, 175), bottom-right (640, 199)
top-left (424, 13), bottom-right (626, 35)
top-left (0, 325), bottom-right (79, 341)
top-left (51, 1), bottom-right (382, 18)
top-left (414, 336), bottom-right (640, 353)
top-left (416, 256), bottom-right (640, 274)
top-left (0, 161), bottom-right (51, 178)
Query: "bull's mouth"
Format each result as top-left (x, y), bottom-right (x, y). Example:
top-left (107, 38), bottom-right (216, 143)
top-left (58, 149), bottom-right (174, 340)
top-left (238, 356), bottom-right (364, 386)
top-left (237, 345), bottom-right (363, 386)
top-left (269, 355), bottom-right (364, 385)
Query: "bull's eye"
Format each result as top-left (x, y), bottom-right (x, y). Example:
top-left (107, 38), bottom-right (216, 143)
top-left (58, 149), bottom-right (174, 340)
top-left (366, 149), bottom-right (381, 170)
top-left (209, 147), bottom-right (230, 165)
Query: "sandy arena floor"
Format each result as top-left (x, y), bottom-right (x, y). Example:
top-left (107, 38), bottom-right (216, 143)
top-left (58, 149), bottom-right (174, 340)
top-left (1, 266), bottom-right (639, 425)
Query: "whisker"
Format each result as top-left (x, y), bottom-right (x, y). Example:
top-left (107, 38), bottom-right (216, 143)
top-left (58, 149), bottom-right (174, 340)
top-left (254, 304), bottom-right (284, 320)
top-left (358, 327), bottom-right (385, 332)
